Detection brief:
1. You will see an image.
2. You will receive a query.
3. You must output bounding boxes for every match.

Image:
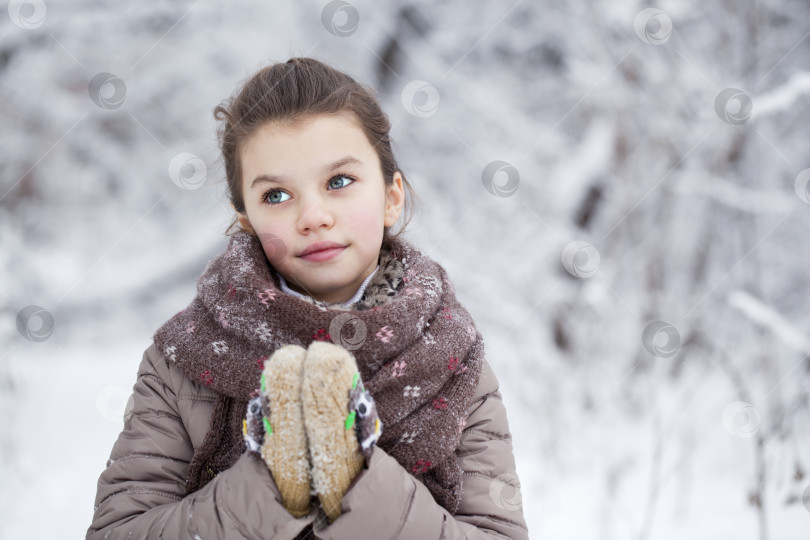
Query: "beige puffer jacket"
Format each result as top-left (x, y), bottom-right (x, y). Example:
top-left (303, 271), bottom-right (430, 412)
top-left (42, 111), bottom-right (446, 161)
top-left (87, 343), bottom-right (529, 539)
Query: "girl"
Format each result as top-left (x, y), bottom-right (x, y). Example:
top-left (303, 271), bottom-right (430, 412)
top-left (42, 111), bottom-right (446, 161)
top-left (87, 57), bottom-right (529, 539)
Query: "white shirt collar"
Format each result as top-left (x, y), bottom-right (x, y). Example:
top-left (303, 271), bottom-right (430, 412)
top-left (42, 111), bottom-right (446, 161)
top-left (276, 265), bottom-right (380, 309)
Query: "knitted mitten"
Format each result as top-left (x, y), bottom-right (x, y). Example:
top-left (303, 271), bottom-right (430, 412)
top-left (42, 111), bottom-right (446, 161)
top-left (257, 344), bottom-right (312, 518)
top-left (301, 341), bottom-right (382, 523)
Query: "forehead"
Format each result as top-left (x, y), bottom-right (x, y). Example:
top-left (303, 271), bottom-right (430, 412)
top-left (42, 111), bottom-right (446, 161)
top-left (241, 112), bottom-right (373, 174)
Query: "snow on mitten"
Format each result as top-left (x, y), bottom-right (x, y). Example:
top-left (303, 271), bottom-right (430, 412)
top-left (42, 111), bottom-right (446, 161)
top-left (257, 344), bottom-right (312, 518)
top-left (302, 341), bottom-right (376, 523)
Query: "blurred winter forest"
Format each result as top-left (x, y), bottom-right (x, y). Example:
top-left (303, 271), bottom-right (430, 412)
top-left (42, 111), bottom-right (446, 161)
top-left (2, 0), bottom-right (809, 538)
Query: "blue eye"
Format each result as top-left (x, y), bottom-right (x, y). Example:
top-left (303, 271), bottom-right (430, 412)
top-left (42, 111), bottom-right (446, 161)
top-left (328, 175), bottom-right (355, 190)
top-left (260, 174), bottom-right (354, 206)
top-left (263, 189), bottom-right (291, 205)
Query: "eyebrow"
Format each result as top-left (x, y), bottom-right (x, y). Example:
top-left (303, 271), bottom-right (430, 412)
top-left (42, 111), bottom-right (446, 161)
top-left (250, 156), bottom-right (363, 190)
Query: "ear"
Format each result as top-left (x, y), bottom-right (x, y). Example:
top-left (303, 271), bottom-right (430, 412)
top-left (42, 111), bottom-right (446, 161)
top-left (384, 172), bottom-right (405, 228)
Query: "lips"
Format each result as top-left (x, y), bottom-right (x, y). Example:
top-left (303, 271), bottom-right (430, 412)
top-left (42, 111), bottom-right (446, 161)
top-left (300, 247), bottom-right (345, 262)
top-left (298, 241), bottom-right (347, 257)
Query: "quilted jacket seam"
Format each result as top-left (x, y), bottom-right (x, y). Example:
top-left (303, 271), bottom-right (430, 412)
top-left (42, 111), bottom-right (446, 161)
top-left (468, 391), bottom-right (502, 412)
top-left (389, 477), bottom-right (417, 540)
top-left (176, 394), bottom-right (217, 402)
top-left (132, 410), bottom-right (182, 423)
top-left (217, 497), bottom-right (253, 539)
top-left (110, 452), bottom-right (190, 466)
top-left (462, 470), bottom-right (498, 481)
top-left (96, 486), bottom-right (183, 512)
top-left (138, 372), bottom-right (177, 400)
top-left (463, 427), bottom-right (511, 441)
top-left (463, 513), bottom-right (528, 532)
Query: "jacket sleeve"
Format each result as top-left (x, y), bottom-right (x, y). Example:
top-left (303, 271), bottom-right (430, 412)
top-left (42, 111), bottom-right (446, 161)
top-left (312, 361), bottom-right (529, 540)
top-left (86, 345), bottom-right (315, 539)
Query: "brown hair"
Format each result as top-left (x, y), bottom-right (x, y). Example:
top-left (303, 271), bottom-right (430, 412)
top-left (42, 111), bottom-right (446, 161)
top-left (213, 57), bottom-right (419, 252)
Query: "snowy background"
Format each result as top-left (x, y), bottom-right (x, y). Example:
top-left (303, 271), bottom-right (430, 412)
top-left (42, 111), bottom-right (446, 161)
top-left (2, 0), bottom-right (809, 538)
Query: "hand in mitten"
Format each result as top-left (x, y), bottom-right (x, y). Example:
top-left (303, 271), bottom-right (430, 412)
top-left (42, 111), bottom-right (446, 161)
top-left (242, 344), bottom-right (312, 518)
top-left (301, 341), bottom-right (382, 523)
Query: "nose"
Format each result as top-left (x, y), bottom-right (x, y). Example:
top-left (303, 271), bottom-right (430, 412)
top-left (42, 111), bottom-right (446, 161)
top-left (296, 194), bottom-right (335, 234)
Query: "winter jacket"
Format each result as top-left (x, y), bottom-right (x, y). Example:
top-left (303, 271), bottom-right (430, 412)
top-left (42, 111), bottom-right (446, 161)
top-left (86, 343), bottom-right (529, 539)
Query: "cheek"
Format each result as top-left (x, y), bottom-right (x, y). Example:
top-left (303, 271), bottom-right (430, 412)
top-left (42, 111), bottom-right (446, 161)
top-left (252, 226), bottom-right (290, 267)
top-left (348, 206), bottom-right (385, 239)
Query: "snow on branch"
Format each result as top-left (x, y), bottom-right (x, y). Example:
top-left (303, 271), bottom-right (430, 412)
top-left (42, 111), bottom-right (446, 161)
top-left (728, 290), bottom-right (810, 354)
top-left (672, 174), bottom-right (794, 214)
top-left (751, 71), bottom-right (810, 121)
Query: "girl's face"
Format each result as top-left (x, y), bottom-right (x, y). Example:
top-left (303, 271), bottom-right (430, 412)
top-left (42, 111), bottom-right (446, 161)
top-left (237, 111), bottom-right (405, 305)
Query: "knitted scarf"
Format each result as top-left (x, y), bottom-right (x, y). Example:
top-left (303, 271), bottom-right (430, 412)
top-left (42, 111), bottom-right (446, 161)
top-left (152, 231), bottom-right (484, 514)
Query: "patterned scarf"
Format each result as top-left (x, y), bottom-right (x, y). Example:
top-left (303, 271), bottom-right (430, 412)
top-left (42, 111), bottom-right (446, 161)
top-left (152, 231), bottom-right (484, 514)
